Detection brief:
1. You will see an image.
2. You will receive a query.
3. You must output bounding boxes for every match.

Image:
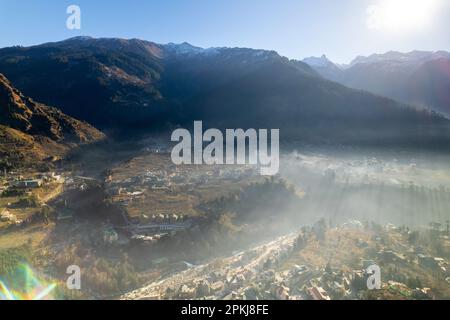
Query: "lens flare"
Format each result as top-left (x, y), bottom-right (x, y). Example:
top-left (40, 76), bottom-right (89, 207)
top-left (0, 264), bottom-right (57, 300)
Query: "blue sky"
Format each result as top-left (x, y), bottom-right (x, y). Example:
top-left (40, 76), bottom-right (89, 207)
top-left (1, 0), bottom-right (449, 63)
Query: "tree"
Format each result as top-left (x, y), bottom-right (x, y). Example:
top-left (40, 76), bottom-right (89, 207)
top-left (313, 218), bottom-right (327, 241)
top-left (35, 206), bottom-right (54, 224)
top-left (408, 231), bottom-right (420, 245)
top-left (325, 262), bottom-right (332, 274)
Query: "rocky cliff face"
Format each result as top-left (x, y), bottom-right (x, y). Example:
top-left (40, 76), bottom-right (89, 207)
top-left (0, 73), bottom-right (104, 168)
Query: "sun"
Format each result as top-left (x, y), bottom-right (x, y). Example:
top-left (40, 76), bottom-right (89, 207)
top-left (367, 0), bottom-right (441, 32)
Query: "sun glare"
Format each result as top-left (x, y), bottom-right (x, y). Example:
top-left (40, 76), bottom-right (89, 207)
top-left (367, 0), bottom-right (441, 32)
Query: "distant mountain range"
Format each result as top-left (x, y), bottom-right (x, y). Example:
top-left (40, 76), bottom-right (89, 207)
top-left (303, 51), bottom-right (450, 117)
top-left (0, 73), bottom-right (104, 168)
top-left (0, 37), bottom-right (449, 148)
top-left (302, 55), bottom-right (344, 80)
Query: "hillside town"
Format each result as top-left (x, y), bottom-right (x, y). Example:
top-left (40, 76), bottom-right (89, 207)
top-left (0, 147), bottom-right (256, 238)
top-left (122, 219), bottom-right (450, 300)
top-left (1, 150), bottom-right (450, 300)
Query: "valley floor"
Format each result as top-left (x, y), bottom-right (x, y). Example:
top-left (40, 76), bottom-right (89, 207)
top-left (1, 141), bottom-right (450, 300)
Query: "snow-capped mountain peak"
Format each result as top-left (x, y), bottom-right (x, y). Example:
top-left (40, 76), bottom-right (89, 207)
top-left (302, 54), bottom-right (335, 68)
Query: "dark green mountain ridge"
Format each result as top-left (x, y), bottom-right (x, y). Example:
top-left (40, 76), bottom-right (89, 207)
top-left (0, 37), bottom-right (449, 147)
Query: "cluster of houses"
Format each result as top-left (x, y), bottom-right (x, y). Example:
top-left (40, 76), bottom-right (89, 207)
top-left (1, 172), bottom-right (64, 194)
top-left (159, 237), bottom-right (298, 300)
top-left (163, 221), bottom-right (450, 300)
top-left (375, 242), bottom-right (449, 279)
top-left (148, 213), bottom-right (185, 224)
top-left (294, 155), bottom-right (425, 186)
top-left (64, 175), bottom-right (98, 192)
top-left (0, 172), bottom-right (67, 226)
top-left (106, 165), bottom-right (259, 200)
top-left (148, 247), bottom-right (444, 300)
top-left (131, 232), bottom-right (167, 244)
top-left (417, 254), bottom-right (449, 274)
top-left (130, 217), bottom-right (193, 239)
top-left (105, 170), bottom-right (172, 196)
top-left (13, 179), bottom-right (43, 189)
top-left (126, 218), bottom-right (450, 301)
